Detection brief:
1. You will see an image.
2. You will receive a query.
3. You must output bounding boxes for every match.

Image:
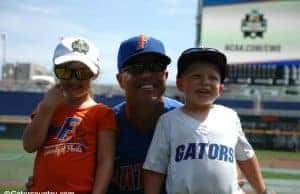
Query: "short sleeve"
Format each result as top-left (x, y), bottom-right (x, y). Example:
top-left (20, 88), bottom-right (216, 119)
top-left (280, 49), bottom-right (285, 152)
top-left (30, 103), bottom-right (41, 119)
top-left (96, 105), bottom-right (117, 132)
top-left (143, 115), bottom-right (170, 174)
top-left (234, 113), bottom-right (254, 161)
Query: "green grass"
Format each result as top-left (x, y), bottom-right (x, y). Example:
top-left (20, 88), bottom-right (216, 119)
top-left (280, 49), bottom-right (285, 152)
top-left (262, 171), bottom-right (300, 180)
top-left (0, 139), bottom-right (300, 188)
top-left (255, 149), bottom-right (300, 160)
top-left (0, 139), bottom-right (35, 185)
top-left (0, 187), bottom-right (24, 192)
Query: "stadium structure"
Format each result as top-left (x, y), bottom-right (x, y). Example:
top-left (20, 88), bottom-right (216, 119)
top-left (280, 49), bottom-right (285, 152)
top-left (0, 0), bottom-right (299, 151)
top-left (195, 0), bottom-right (300, 151)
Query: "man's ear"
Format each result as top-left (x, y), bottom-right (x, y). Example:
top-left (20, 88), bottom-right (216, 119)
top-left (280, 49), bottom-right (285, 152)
top-left (176, 77), bottom-right (184, 92)
top-left (116, 73), bottom-right (124, 89)
top-left (219, 84), bottom-right (225, 94)
top-left (164, 71), bottom-right (168, 80)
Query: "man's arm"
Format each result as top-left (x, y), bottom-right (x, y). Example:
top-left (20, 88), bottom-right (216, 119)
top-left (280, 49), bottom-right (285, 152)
top-left (92, 130), bottom-right (116, 194)
top-left (144, 170), bottom-right (165, 194)
top-left (143, 116), bottom-right (170, 194)
top-left (237, 155), bottom-right (266, 194)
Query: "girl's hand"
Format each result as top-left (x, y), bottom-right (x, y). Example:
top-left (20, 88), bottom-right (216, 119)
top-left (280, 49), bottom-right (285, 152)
top-left (41, 84), bottom-right (65, 108)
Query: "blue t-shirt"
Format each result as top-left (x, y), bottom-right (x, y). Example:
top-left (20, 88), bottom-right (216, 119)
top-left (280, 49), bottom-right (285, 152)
top-left (108, 97), bottom-right (182, 194)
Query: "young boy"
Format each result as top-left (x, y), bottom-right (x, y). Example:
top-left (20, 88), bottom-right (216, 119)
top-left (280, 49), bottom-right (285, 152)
top-left (143, 48), bottom-right (270, 194)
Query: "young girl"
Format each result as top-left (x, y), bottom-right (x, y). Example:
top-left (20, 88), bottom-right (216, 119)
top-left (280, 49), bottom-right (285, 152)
top-left (23, 37), bottom-right (117, 194)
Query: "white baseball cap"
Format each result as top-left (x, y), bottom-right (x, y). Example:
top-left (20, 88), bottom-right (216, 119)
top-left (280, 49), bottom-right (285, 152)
top-left (53, 36), bottom-right (100, 76)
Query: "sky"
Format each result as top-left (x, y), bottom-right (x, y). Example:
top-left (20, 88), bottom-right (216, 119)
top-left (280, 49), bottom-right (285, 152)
top-left (0, 0), bottom-right (198, 85)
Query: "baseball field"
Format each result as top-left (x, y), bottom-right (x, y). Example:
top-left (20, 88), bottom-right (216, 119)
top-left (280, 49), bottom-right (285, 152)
top-left (0, 138), bottom-right (300, 193)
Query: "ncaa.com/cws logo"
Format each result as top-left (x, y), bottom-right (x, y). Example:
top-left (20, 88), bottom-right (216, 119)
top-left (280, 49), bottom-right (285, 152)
top-left (4, 191), bottom-right (74, 194)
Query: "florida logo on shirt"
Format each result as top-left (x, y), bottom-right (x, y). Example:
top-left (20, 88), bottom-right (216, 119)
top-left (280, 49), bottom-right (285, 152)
top-left (56, 117), bottom-right (82, 142)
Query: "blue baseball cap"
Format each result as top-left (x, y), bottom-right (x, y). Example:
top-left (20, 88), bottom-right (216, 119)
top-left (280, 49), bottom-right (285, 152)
top-left (117, 35), bottom-right (171, 72)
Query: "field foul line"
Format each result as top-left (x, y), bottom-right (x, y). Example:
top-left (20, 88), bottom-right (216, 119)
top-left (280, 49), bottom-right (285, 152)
top-left (0, 154), bottom-right (25, 161)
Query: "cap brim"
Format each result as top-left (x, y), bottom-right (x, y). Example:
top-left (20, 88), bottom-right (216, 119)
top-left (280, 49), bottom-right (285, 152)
top-left (179, 50), bottom-right (226, 67)
top-left (124, 52), bottom-right (171, 67)
top-left (54, 54), bottom-right (98, 75)
top-left (177, 50), bottom-right (227, 81)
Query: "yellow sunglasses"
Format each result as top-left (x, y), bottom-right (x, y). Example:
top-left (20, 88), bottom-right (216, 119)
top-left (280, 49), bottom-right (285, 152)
top-left (54, 66), bottom-right (93, 80)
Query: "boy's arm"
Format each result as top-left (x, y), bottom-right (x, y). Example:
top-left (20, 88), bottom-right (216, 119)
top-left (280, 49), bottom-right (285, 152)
top-left (92, 130), bottom-right (116, 194)
top-left (144, 170), bottom-right (165, 194)
top-left (237, 155), bottom-right (266, 194)
top-left (234, 112), bottom-right (269, 193)
top-left (237, 166), bottom-right (246, 187)
top-left (23, 84), bottom-right (63, 153)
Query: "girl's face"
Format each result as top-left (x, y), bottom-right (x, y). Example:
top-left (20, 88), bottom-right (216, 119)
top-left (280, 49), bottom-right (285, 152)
top-left (177, 62), bottom-right (224, 108)
top-left (55, 62), bottom-right (93, 99)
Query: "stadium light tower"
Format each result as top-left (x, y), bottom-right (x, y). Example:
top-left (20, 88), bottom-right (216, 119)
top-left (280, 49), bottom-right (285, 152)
top-left (1, 33), bottom-right (7, 80)
top-left (195, 0), bottom-right (203, 47)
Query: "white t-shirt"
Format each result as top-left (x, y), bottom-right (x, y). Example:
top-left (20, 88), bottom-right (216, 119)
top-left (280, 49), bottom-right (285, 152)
top-left (143, 105), bottom-right (254, 194)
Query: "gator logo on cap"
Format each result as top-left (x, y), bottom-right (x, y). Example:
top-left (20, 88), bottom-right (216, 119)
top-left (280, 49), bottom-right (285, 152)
top-left (137, 35), bottom-right (148, 50)
top-left (72, 39), bottom-right (89, 54)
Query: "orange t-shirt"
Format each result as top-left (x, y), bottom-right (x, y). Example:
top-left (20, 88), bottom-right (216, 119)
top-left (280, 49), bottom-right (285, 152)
top-left (30, 103), bottom-right (116, 193)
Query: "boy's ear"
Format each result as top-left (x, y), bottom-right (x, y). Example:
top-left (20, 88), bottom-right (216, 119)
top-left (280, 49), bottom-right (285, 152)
top-left (219, 84), bottom-right (225, 94)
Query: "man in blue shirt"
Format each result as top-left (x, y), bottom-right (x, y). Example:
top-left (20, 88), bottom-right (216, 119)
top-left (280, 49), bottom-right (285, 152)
top-left (108, 35), bottom-right (182, 194)
top-left (24, 35), bottom-right (181, 194)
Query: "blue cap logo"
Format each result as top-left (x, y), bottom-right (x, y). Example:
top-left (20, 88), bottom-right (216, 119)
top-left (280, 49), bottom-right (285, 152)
top-left (137, 35), bottom-right (148, 50)
top-left (117, 35), bottom-right (171, 72)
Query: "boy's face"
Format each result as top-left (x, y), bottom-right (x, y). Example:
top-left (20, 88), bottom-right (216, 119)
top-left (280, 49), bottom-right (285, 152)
top-left (176, 62), bottom-right (224, 107)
